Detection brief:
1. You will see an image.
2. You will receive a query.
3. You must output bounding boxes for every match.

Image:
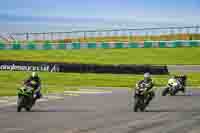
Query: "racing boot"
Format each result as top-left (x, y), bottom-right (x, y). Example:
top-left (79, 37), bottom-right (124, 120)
top-left (33, 92), bottom-right (42, 105)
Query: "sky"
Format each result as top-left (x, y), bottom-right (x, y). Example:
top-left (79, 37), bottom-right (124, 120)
top-left (0, 0), bottom-right (199, 33)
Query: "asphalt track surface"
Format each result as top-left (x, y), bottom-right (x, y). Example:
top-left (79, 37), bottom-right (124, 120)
top-left (1, 89), bottom-right (200, 133)
top-left (168, 65), bottom-right (200, 73)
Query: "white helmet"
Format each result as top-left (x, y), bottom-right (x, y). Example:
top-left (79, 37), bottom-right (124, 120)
top-left (168, 78), bottom-right (177, 86)
top-left (144, 72), bottom-right (151, 79)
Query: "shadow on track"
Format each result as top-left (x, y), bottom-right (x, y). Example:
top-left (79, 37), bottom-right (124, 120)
top-left (146, 108), bottom-right (200, 113)
top-left (162, 94), bottom-right (200, 97)
top-left (30, 108), bottom-right (95, 113)
top-left (0, 106), bottom-right (95, 113)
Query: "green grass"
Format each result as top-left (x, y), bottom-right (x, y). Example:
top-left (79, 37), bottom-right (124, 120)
top-left (0, 48), bottom-right (200, 65)
top-left (0, 71), bottom-right (200, 96)
top-left (1, 48), bottom-right (200, 96)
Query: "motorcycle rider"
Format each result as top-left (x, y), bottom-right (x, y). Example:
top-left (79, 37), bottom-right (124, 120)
top-left (168, 76), bottom-right (179, 87)
top-left (175, 75), bottom-right (187, 93)
top-left (24, 72), bottom-right (42, 103)
top-left (136, 72), bottom-right (155, 106)
top-left (168, 75), bottom-right (185, 93)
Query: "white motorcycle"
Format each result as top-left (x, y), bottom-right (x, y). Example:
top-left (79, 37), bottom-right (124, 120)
top-left (162, 78), bottom-right (181, 96)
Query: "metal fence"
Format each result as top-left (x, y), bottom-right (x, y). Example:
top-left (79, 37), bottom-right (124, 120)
top-left (0, 25), bottom-right (199, 43)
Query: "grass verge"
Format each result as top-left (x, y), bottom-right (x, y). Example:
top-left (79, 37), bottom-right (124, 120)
top-left (0, 48), bottom-right (200, 65)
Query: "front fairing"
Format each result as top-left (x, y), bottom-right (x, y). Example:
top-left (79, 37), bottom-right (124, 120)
top-left (17, 86), bottom-right (34, 96)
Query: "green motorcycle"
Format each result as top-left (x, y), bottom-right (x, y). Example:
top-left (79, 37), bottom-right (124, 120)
top-left (17, 85), bottom-right (35, 112)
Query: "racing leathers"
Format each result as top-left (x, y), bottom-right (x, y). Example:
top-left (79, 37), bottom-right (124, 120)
top-left (175, 75), bottom-right (187, 92)
top-left (136, 79), bottom-right (155, 106)
top-left (24, 76), bottom-right (42, 100)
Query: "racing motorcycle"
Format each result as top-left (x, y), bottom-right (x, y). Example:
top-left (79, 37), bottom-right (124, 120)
top-left (162, 83), bottom-right (179, 96)
top-left (17, 81), bottom-right (36, 112)
top-left (162, 76), bottom-right (186, 96)
top-left (133, 83), bottom-right (150, 112)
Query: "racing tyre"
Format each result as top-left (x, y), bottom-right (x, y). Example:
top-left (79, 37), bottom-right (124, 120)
top-left (162, 87), bottom-right (169, 96)
top-left (17, 97), bottom-right (23, 112)
top-left (17, 106), bottom-right (22, 112)
top-left (134, 97), bottom-right (144, 112)
top-left (171, 89), bottom-right (179, 96)
top-left (25, 107), bottom-right (31, 112)
top-left (140, 105), bottom-right (145, 112)
top-left (134, 98), bottom-right (139, 112)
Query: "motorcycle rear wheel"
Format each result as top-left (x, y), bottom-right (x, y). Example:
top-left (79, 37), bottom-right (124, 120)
top-left (25, 107), bottom-right (31, 112)
top-left (162, 87), bottom-right (169, 96)
top-left (17, 106), bottom-right (22, 112)
top-left (134, 98), bottom-right (139, 112)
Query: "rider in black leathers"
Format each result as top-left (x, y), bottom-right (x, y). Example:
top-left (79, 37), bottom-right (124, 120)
top-left (174, 75), bottom-right (187, 93)
top-left (136, 72), bottom-right (155, 106)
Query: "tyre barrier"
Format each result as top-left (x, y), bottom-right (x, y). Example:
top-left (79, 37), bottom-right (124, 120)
top-left (0, 40), bottom-right (199, 50)
top-left (0, 61), bottom-right (169, 75)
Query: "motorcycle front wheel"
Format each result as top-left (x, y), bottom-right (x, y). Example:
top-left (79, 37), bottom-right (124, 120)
top-left (134, 96), bottom-right (144, 112)
top-left (17, 96), bottom-right (24, 112)
top-left (162, 87), bottom-right (169, 96)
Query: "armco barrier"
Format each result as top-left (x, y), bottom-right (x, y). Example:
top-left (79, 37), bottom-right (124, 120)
top-left (58, 64), bottom-right (169, 74)
top-left (0, 61), bottom-right (169, 74)
top-left (0, 40), bottom-right (199, 50)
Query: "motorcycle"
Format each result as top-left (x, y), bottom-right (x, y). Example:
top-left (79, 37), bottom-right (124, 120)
top-left (17, 85), bottom-right (35, 112)
top-left (162, 76), bottom-right (186, 96)
top-left (133, 83), bottom-right (150, 112)
top-left (162, 84), bottom-right (179, 96)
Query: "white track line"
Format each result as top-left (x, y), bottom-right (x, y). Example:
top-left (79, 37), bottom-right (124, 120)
top-left (3, 128), bottom-right (25, 131)
top-left (0, 96), bottom-right (64, 108)
top-left (0, 100), bottom-right (8, 103)
top-left (64, 91), bottom-right (112, 94)
top-left (0, 102), bottom-right (16, 107)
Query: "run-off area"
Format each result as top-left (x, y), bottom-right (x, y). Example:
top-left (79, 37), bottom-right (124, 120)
top-left (1, 88), bottom-right (200, 133)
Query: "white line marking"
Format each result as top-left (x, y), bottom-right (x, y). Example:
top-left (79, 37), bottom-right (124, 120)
top-left (0, 102), bottom-right (16, 107)
top-left (37, 99), bottom-right (48, 102)
top-left (43, 96), bottom-right (64, 100)
top-left (0, 100), bottom-right (8, 103)
top-left (80, 89), bottom-right (112, 92)
top-left (64, 93), bottom-right (80, 96)
top-left (3, 128), bottom-right (25, 131)
top-left (0, 96), bottom-right (65, 107)
top-left (64, 91), bottom-right (112, 94)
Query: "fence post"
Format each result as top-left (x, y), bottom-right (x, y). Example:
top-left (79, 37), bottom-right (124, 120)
top-left (26, 33), bottom-right (29, 41)
top-left (84, 32), bottom-right (86, 42)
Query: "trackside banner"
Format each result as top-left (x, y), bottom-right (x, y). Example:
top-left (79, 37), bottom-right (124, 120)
top-left (0, 61), bottom-right (60, 72)
top-left (0, 61), bottom-right (169, 74)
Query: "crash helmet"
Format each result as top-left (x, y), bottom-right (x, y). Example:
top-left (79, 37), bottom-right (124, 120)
top-left (31, 72), bottom-right (38, 78)
top-left (144, 72), bottom-right (151, 81)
